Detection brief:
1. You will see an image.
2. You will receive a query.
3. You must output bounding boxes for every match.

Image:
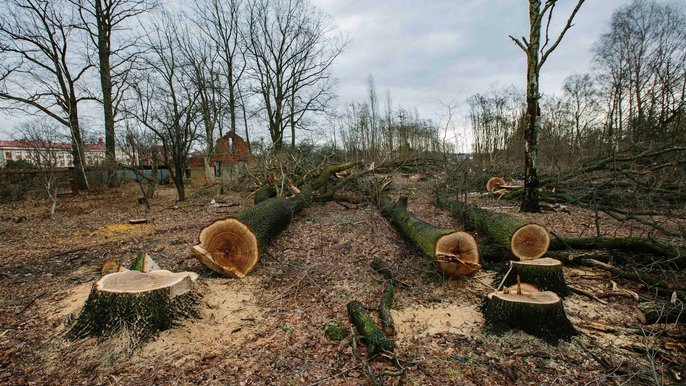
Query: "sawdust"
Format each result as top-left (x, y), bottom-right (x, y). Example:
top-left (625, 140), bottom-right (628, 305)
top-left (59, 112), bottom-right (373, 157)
top-left (393, 303), bottom-right (483, 341)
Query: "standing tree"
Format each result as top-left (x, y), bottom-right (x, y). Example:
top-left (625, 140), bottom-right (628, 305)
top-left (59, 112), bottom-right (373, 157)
top-left (509, 0), bottom-right (586, 212)
top-left (69, 0), bottom-right (156, 180)
top-left (0, 0), bottom-right (92, 189)
top-left (243, 0), bottom-right (347, 151)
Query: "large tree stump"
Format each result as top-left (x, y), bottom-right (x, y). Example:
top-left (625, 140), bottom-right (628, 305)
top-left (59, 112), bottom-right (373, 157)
top-left (637, 301), bottom-right (685, 324)
top-left (68, 270), bottom-right (200, 351)
top-left (193, 163), bottom-right (355, 277)
top-left (347, 300), bottom-right (395, 356)
top-left (436, 192), bottom-right (550, 260)
top-left (483, 282), bottom-right (576, 342)
top-left (500, 258), bottom-right (570, 296)
top-left (376, 195), bottom-right (481, 277)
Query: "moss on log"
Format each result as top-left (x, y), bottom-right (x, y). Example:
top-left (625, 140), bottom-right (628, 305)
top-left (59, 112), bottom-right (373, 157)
top-left (436, 192), bottom-right (550, 260)
top-left (378, 282), bottom-right (395, 336)
top-left (254, 185), bottom-right (277, 204)
top-left (483, 283), bottom-right (577, 343)
top-left (376, 194), bottom-right (481, 277)
top-left (636, 301), bottom-right (685, 324)
top-left (347, 300), bottom-right (395, 356)
top-left (500, 258), bottom-right (570, 296)
top-left (67, 270), bottom-right (200, 353)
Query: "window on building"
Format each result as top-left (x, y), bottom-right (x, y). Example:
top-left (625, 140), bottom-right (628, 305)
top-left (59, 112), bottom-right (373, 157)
top-left (214, 161), bottom-right (222, 177)
top-left (5, 152), bottom-right (11, 159)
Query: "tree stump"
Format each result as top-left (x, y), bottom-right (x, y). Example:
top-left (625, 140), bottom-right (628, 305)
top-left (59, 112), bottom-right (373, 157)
top-left (68, 270), bottom-right (200, 352)
top-left (500, 257), bottom-right (570, 295)
top-left (483, 282), bottom-right (576, 342)
top-left (636, 301), bottom-right (685, 324)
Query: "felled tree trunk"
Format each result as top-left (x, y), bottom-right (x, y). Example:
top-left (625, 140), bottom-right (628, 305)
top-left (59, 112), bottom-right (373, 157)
top-left (636, 301), bottom-right (685, 324)
top-left (486, 177), bottom-right (506, 192)
top-left (376, 195), bottom-right (480, 277)
top-left (483, 282), bottom-right (576, 343)
top-left (68, 270), bottom-right (200, 352)
top-left (193, 163), bottom-right (355, 277)
top-left (253, 184), bottom-right (277, 204)
top-left (500, 258), bottom-right (570, 296)
top-left (550, 237), bottom-right (686, 268)
top-left (436, 192), bottom-right (550, 260)
top-left (347, 300), bottom-right (395, 356)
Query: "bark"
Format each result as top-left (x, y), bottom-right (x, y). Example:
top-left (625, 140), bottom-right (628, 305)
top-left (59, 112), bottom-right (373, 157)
top-left (68, 270), bottom-right (200, 353)
top-left (436, 192), bottom-right (550, 260)
top-left (499, 258), bottom-right (570, 296)
top-left (193, 162), bottom-right (356, 277)
top-left (254, 184), bottom-right (277, 204)
top-left (346, 300), bottom-right (395, 356)
top-left (550, 237), bottom-right (686, 268)
top-left (483, 283), bottom-right (577, 343)
top-left (636, 301), bottom-right (685, 324)
top-left (377, 195), bottom-right (480, 277)
top-left (378, 283), bottom-right (395, 337)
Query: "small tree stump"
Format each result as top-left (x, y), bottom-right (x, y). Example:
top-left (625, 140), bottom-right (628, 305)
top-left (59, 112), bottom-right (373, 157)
top-left (501, 257), bottom-right (570, 295)
top-left (483, 282), bottom-right (576, 343)
top-left (68, 270), bottom-right (200, 352)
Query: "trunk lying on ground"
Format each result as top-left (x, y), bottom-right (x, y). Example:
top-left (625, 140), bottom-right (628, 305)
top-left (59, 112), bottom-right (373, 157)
top-left (436, 192), bottom-right (550, 260)
top-left (68, 270), bottom-right (200, 352)
top-left (376, 194), bottom-right (480, 277)
top-left (193, 163), bottom-right (355, 277)
top-left (253, 184), bottom-right (277, 204)
top-left (499, 258), bottom-right (570, 296)
top-left (347, 300), bottom-right (395, 356)
top-left (483, 281), bottom-right (577, 343)
top-left (636, 301), bottom-right (685, 324)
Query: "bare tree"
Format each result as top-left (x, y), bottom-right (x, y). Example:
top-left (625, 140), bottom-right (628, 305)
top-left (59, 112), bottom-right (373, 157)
top-left (0, 0), bottom-right (92, 189)
top-left (69, 0), bottom-right (156, 176)
top-left (244, 0), bottom-right (347, 151)
top-left (563, 73), bottom-right (600, 149)
top-left (509, 0), bottom-right (586, 212)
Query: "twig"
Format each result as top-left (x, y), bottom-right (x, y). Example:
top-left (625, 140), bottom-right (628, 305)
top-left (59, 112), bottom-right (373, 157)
top-left (16, 290), bottom-right (48, 316)
top-left (569, 285), bottom-right (608, 305)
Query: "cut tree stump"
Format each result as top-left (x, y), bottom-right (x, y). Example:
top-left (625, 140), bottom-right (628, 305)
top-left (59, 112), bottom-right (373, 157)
top-left (636, 301), bottom-right (685, 324)
top-left (68, 270), bottom-right (200, 352)
top-left (436, 192), bottom-right (550, 260)
top-left (193, 162), bottom-right (356, 277)
top-left (483, 281), bottom-right (576, 342)
top-left (500, 258), bottom-right (570, 296)
top-left (347, 300), bottom-right (395, 356)
top-left (376, 195), bottom-right (480, 277)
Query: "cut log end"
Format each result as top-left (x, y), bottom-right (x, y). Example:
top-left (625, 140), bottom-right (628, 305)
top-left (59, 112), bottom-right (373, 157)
top-left (435, 231), bottom-right (481, 277)
top-left (511, 223), bottom-right (550, 260)
top-left (486, 177), bottom-right (506, 192)
top-left (484, 283), bottom-right (576, 342)
top-left (193, 218), bottom-right (259, 278)
top-left (96, 270), bottom-right (199, 294)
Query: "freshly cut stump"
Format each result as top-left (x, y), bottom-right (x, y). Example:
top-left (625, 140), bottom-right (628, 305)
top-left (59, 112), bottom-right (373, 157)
top-left (376, 194), bottom-right (481, 278)
top-left (68, 270), bottom-right (200, 352)
top-left (483, 283), bottom-right (576, 342)
top-left (486, 177), bottom-right (506, 192)
top-left (501, 257), bottom-right (570, 295)
top-left (637, 301), bottom-right (685, 324)
top-left (436, 193), bottom-right (550, 260)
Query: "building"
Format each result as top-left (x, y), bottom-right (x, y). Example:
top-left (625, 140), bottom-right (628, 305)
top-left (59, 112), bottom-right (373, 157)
top-left (188, 132), bottom-right (254, 171)
top-left (0, 138), bottom-right (113, 168)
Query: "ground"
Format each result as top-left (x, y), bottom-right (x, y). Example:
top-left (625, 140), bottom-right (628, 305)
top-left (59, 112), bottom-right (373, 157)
top-left (0, 175), bottom-right (684, 385)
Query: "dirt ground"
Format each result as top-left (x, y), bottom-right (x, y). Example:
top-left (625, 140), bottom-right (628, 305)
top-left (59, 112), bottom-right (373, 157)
top-left (0, 175), bottom-right (684, 385)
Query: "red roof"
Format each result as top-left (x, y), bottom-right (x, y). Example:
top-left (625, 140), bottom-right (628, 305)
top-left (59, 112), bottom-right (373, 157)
top-left (0, 138), bottom-right (105, 151)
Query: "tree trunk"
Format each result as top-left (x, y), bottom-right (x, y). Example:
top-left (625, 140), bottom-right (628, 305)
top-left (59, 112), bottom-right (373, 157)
top-left (436, 192), bottom-right (550, 260)
top-left (95, 2), bottom-right (117, 185)
top-left (346, 300), bottom-right (395, 356)
top-left (254, 184), bottom-right (277, 204)
top-left (376, 194), bottom-right (480, 277)
top-left (550, 237), bottom-right (686, 268)
top-left (68, 270), bottom-right (200, 353)
top-left (499, 258), bottom-right (570, 296)
top-left (636, 301), bottom-right (685, 324)
top-left (483, 282), bottom-right (576, 343)
top-left (193, 163), bottom-right (355, 277)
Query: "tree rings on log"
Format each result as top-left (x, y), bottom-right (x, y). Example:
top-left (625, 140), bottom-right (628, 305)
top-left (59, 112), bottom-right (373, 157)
top-left (192, 218), bottom-right (259, 278)
top-left (511, 223), bottom-right (550, 260)
top-left (501, 258), bottom-right (570, 295)
top-left (483, 283), bottom-right (576, 342)
top-left (486, 177), bottom-right (506, 192)
top-left (67, 270), bottom-right (200, 353)
top-left (435, 231), bottom-right (481, 277)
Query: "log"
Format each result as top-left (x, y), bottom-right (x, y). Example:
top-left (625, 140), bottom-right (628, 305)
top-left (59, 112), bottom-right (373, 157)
top-left (550, 237), bottom-right (686, 268)
top-left (436, 192), bottom-right (550, 260)
top-left (486, 177), bottom-right (506, 192)
top-left (500, 258), bottom-right (570, 296)
top-left (378, 282), bottom-right (395, 336)
top-left (483, 281), bottom-right (577, 343)
top-left (346, 300), bottom-right (395, 356)
top-left (67, 270), bottom-right (200, 351)
top-left (253, 184), bottom-right (277, 204)
top-left (377, 195), bottom-right (480, 277)
top-left (636, 301), bottom-right (685, 324)
top-left (193, 163), bottom-right (355, 277)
